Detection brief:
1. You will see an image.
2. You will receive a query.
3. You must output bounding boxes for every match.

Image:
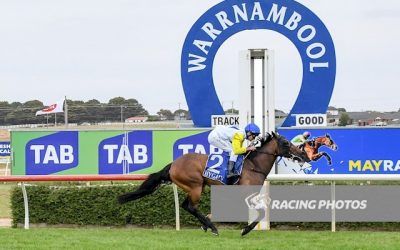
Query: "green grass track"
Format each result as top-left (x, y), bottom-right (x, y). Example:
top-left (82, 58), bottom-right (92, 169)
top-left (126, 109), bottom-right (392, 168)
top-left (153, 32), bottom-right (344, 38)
top-left (1, 228), bottom-right (400, 250)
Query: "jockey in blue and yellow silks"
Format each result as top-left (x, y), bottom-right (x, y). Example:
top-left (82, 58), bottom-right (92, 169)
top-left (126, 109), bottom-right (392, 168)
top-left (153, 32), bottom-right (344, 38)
top-left (208, 123), bottom-right (261, 178)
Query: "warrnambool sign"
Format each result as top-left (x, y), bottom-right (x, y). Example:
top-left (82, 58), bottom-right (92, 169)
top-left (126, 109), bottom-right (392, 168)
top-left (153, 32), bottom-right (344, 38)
top-left (181, 0), bottom-right (336, 127)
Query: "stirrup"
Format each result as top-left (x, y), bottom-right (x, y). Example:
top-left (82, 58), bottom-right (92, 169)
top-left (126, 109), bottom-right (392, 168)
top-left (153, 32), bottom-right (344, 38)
top-left (227, 172), bottom-right (236, 178)
top-left (227, 175), bottom-right (239, 185)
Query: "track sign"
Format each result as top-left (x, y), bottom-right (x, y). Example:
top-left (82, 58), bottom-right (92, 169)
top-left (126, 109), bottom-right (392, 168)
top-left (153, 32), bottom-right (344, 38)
top-left (211, 115), bottom-right (239, 127)
top-left (295, 114), bottom-right (327, 127)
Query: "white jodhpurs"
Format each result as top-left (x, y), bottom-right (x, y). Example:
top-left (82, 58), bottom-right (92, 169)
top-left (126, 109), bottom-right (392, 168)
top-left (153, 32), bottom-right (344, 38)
top-left (208, 130), bottom-right (238, 162)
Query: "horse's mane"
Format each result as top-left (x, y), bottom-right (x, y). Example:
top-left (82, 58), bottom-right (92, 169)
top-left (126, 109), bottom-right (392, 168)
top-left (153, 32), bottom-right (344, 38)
top-left (246, 133), bottom-right (273, 160)
top-left (260, 133), bottom-right (273, 146)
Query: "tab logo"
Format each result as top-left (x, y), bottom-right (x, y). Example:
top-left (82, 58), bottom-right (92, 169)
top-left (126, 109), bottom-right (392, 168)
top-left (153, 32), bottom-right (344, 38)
top-left (98, 131), bottom-right (152, 174)
top-left (173, 131), bottom-right (222, 159)
top-left (26, 131), bottom-right (79, 175)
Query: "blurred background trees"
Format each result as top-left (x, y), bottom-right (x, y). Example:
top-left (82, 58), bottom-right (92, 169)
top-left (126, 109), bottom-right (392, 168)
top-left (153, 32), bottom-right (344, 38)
top-left (0, 97), bottom-right (154, 125)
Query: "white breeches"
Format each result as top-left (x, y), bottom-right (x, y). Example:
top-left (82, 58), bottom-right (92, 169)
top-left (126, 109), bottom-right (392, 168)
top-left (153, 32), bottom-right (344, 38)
top-left (208, 131), bottom-right (238, 162)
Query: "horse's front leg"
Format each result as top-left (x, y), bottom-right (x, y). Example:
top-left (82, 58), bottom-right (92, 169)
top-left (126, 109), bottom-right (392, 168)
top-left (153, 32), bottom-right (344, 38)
top-left (310, 152), bottom-right (323, 161)
top-left (320, 152), bottom-right (332, 165)
top-left (312, 152), bottom-right (332, 165)
top-left (241, 208), bottom-right (265, 236)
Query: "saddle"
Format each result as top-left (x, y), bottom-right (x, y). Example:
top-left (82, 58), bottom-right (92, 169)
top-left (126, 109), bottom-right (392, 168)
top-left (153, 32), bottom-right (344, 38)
top-left (203, 153), bottom-right (244, 185)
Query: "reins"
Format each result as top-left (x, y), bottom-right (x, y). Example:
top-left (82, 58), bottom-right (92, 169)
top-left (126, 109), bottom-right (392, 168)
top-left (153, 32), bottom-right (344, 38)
top-left (255, 149), bottom-right (278, 156)
top-left (249, 166), bottom-right (268, 178)
top-left (244, 148), bottom-right (278, 178)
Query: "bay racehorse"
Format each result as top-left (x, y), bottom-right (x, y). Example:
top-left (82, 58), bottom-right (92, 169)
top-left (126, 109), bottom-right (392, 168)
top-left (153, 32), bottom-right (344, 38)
top-left (118, 132), bottom-right (309, 236)
top-left (304, 134), bottom-right (338, 165)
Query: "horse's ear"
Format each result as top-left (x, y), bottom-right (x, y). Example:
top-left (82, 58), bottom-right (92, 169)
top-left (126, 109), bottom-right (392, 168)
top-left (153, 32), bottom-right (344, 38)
top-left (271, 131), bottom-right (276, 137)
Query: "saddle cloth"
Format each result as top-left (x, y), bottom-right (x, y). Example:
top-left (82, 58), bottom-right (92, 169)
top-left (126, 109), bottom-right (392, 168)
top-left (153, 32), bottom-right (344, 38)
top-left (203, 152), bottom-right (244, 185)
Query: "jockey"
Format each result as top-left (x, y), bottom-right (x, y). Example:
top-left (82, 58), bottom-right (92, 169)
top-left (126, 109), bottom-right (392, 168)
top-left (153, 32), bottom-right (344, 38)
top-left (207, 123), bottom-right (260, 178)
top-left (291, 131), bottom-right (311, 150)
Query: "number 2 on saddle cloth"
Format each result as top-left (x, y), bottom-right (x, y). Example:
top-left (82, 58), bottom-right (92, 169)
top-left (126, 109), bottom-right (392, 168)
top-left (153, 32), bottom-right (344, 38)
top-left (203, 152), bottom-right (245, 185)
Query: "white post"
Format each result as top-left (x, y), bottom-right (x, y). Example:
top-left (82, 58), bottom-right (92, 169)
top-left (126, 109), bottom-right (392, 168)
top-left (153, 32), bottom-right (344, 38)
top-left (240, 49), bottom-right (275, 231)
top-left (21, 183), bottom-right (29, 229)
top-left (239, 50), bottom-right (252, 126)
top-left (239, 49), bottom-right (275, 131)
top-left (331, 180), bottom-right (336, 232)
top-left (265, 181), bottom-right (271, 230)
top-left (172, 184), bottom-right (180, 231)
top-left (64, 96), bottom-right (68, 128)
top-left (265, 50), bottom-right (275, 133)
top-left (5, 159), bottom-right (10, 176)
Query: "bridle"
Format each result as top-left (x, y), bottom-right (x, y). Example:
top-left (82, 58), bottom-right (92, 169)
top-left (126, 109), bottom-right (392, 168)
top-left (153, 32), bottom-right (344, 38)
top-left (245, 135), bottom-right (294, 177)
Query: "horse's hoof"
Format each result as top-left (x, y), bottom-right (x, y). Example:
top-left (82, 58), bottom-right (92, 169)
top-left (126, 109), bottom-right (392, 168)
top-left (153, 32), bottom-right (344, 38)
top-left (241, 227), bottom-right (251, 236)
top-left (201, 225), bottom-right (208, 232)
top-left (211, 229), bottom-right (219, 236)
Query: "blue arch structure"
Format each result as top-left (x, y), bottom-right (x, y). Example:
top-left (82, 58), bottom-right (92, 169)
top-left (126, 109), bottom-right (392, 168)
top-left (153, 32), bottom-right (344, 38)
top-left (181, 0), bottom-right (336, 127)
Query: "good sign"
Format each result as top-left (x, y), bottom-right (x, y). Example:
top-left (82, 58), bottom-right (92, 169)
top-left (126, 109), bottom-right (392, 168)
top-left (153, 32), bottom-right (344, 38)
top-left (295, 114), bottom-right (327, 127)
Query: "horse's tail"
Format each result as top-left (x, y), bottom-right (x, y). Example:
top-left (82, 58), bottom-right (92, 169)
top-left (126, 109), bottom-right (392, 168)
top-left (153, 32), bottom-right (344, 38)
top-left (118, 163), bottom-right (171, 204)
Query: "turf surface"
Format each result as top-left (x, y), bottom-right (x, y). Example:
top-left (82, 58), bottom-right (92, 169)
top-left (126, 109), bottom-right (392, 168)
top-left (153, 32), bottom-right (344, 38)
top-left (0, 184), bottom-right (13, 218)
top-left (1, 228), bottom-right (400, 250)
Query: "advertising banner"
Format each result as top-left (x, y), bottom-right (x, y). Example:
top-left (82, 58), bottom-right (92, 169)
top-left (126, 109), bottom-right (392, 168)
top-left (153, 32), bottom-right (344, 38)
top-left (11, 128), bottom-right (400, 175)
top-left (11, 130), bottom-right (209, 175)
top-left (211, 185), bottom-right (400, 222)
top-left (0, 141), bottom-right (11, 157)
top-left (277, 128), bottom-right (400, 174)
top-left (181, 0), bottom-right (336, 127)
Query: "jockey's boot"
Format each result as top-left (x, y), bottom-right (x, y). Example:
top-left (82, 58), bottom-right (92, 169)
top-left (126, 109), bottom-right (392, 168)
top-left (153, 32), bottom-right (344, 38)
top-left (227, 161), bottom-right (235, 178)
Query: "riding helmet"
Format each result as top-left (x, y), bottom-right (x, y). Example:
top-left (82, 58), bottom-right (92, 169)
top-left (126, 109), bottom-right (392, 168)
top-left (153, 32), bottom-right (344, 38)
top-left (245, 123), bottom-right (261, 135)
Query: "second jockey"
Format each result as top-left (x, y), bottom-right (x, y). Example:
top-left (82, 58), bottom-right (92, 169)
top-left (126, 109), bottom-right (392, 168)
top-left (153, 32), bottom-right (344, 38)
top-left (291, 131), bottom-right (311, 150)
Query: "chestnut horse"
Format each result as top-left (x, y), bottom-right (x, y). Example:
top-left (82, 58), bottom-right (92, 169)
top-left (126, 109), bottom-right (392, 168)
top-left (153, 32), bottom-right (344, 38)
top-left (118, 132), bottom-right (309, 236)
top-left (304, 134), bottom-right (338, 165)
